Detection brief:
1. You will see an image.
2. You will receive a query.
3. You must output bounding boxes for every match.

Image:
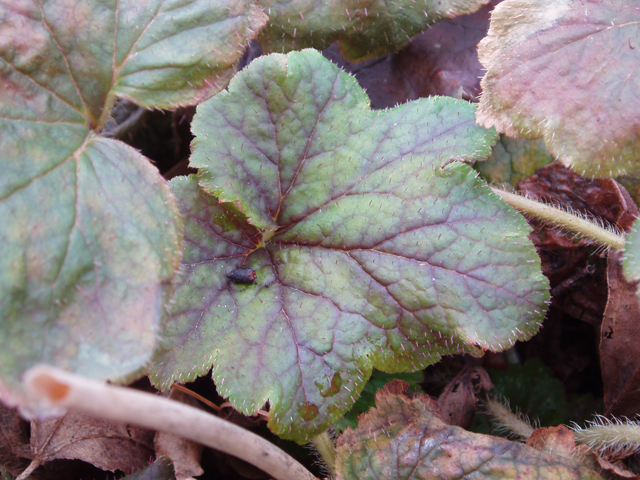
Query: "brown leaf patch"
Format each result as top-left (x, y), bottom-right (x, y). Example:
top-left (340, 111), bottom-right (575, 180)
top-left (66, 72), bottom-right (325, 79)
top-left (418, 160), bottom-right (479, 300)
top-left (600, 249), bottom-right (640, 417)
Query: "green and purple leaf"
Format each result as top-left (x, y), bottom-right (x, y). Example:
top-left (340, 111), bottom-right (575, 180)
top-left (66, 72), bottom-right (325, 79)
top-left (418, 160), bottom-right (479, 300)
top-left (335, 380), bottom-right (604, 480)
top-left (0, 0), bottom-right (264, 402)
top-left (257, 0), bottom-right (490, 62)
top-left (150, 50), bottom-right (549, 442)
top-left (476, 0), bottom-right (640, 178)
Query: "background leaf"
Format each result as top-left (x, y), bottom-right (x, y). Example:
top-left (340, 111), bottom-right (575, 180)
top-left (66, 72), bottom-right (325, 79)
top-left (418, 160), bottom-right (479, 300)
top-left (0, 0), bottom-right (264, 400)
top-left (332, 370), bottom-right (424, 431)
top-left (257, 0), bottom-right (490, 62)
top-left (476, 0), bottom-right (640, 177)
top-left (475, 136), bottom-right (554, 187)
top-left (150, 50), bottom-right (549, 442)
top-left (335, 380), bottom-right (604, 480)
top-left (623, 218), bottom-right (640, 303)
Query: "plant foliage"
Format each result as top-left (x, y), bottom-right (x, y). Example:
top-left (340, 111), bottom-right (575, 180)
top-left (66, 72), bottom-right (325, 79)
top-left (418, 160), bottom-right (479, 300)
top-left (0, 0), bottom-right (265, 400)
top-left (149, 50), bottom-right (549, 442)
top-left (476, 0), bottom-right (640, 177)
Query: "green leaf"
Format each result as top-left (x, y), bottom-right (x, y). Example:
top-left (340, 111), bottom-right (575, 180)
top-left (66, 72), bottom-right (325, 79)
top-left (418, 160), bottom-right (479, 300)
top-left (257, 0), bottom-right (490, 62)
top-left (616, 169), bottom-right (640, 207)
top-left (335, 380), bottom-right (605, 480)
top-left (333, 370), bottom-right (424, 432)
top-left (476, 0), bottom-right (640, 178)
top-left (150, 50), bottom-right (549, 442)
top-left (490, 359), bottom-right (569, 427)
top-left (0, 0), bottom-right (264, 399)
top-left (624, 218), bottom-right (640, 303)
top-left (475, 136), bottom-right (554, 186)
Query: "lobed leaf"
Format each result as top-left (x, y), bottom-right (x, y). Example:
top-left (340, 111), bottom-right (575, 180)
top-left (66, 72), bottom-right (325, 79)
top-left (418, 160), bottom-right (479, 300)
top-left (0, 0), bottom-right (264, 401)
top-left (150, 50), bottom-right (549, 442)
top-left (335, 380), bottom-right (604, 480)
top-left (257, 0), bottom-right (490, 62)
top-left (476, 0), bottom-right (640, 178)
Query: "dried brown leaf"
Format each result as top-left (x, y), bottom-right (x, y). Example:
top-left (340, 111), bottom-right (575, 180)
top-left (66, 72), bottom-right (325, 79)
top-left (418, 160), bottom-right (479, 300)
top-left (601, 250), bottom-right (640, 417)
top-left (154, 391), bottom-right (204, 480)
top-left (0, 404), bottom-right (30, 476)
top-left (518, 162), bottom-right (638, 325)
top-left (25, 411), bottom-right (154, 473)
top-left (437, 360), bottom-right (493, 428)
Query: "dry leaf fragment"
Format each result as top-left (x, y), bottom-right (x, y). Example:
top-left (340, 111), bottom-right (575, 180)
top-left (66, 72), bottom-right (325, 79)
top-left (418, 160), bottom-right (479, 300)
top-left (336, 380), bottom-right (604, 480)
top-left (23, 411), bottom-right (154, 474)
top-left (518, 162), bottom-right (638, 325)
top-left (526, 425), bottom-right (576, 455)
top-left (437, 359), bottom-right (493, 428)
top-left (0, 404), bottom-right (30, 476)
top-left (154, 390), bottom-right (204, 480)
top-left (600, 250), bottom-right (640, 418)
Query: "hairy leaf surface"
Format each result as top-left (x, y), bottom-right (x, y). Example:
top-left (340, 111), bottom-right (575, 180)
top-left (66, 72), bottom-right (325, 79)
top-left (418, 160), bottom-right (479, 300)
top-left (257, 0), bottom-right (489, 62)
top-left (335, 380), bottom-right (604, 480)
top-left (151, 50), bottom-right (549, 442)
top-left (0, 0), bottom-right (264, 400)
top-left (476, 0), bottom-right (640, 177)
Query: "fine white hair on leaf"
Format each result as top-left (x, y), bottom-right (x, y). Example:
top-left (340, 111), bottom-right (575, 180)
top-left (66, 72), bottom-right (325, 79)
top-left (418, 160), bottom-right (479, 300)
top-left (570, 415), bottom-right (640, 458)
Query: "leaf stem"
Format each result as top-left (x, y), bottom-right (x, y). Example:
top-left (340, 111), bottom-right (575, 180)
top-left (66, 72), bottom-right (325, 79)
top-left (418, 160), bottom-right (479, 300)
top-left (484, 397), bottom-right (535, 440)
top-left (311, 431), bottom-right (336, 478)
top-left (571, 415), bottom-right (640, 456)
top-left (23, 365), bottom-right (317, 480)
top-left (491, 187), bottom-right (626, 250)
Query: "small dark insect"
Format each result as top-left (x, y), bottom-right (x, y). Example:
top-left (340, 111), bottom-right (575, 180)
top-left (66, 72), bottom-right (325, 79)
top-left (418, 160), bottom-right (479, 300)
top-left (227, 268), bottom-right (257, 284)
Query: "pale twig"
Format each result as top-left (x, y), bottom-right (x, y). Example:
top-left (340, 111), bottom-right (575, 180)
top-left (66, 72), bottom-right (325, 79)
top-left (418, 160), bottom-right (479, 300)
top-left (24, 365), bottom-right (317, 480)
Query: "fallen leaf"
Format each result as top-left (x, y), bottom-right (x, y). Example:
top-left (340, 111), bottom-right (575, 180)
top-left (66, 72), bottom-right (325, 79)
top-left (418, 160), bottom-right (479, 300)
top-left (476, 0), bottom-right (640, 177)
top-left (24, 412), bottom-right (154, 474)
top-left (517, 163), bottom-right (639, 233)
top-left (525, 425), bottom-right (576, 455)
top-left (0, 404), bottom-right (30, 476)
top-left (600, 249), bottom-right (640, 417)
top-left (591, 453), bottom-right (639, 479)
top-left (154, 391), bottom-right (204, 480)
top-left (437, 359), bottom-right (493, 428)
top-left (335, 380), bottom-right (604, 480)
top-left (518, 162), bottom-right (638, 324)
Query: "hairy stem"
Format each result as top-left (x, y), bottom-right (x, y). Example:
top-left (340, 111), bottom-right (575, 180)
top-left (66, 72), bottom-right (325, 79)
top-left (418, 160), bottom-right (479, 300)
top-left (491, 188), bottom-right (626, 251)
top-left (311, 431), bottom-right (336, 478)
top-left (572, 416), bottom-right (640, 455)
top-left (24, 365), bottom-right (317, 480)
top-left (484, 397), bottom-right (534, 440)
